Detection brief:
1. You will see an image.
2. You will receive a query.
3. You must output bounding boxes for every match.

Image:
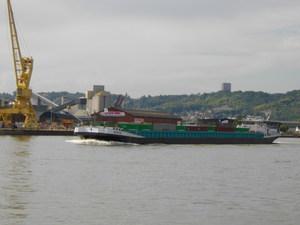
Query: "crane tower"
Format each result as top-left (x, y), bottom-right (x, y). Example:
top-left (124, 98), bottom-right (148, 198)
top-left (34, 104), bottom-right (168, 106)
top-left (0, 0), bottom-right (38, 128)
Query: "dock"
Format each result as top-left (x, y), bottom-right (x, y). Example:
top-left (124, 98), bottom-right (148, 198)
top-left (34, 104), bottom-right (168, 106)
top-left (0, 129), bottom-right (74, 136)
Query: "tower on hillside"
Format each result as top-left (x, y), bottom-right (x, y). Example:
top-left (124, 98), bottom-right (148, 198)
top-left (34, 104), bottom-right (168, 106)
top-left (221, 83), bottom-right (232, 92)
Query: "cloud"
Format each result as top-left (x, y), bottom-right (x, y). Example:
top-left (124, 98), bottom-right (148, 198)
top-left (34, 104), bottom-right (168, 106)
top-left (0, 0), bottom-right (299, 97)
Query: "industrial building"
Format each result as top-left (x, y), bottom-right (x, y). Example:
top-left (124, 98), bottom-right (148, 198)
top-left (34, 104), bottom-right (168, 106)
top-left (86, 85), bottom-right (112, 114)
top-left (61, 85), bottom-right (182, 128)
top-left (39, 111), bottom-right (79, 129)
top-left (60, 85), bottom-right (113, 123)
top-left (93, 107), bottom-right (182, 125)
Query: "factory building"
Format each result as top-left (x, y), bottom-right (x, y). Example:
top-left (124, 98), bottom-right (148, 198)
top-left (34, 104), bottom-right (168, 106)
top-left (86, 85), bottom-right (112, 114)
top-left (93, 107), bottom-right (182, 125)
top-left (62, 85), bottom-right (113, 123)
top-left (39, 111), bottom-right (79, 129)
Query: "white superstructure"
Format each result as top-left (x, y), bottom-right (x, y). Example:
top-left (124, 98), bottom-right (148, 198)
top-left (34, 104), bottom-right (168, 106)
top-left (74, 126), bottom-right (143, 138)
top-left (237, 123), bottom-right (279, 137)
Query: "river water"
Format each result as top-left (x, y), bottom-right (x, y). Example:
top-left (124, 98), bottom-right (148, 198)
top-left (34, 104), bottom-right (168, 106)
top-left (0, 136), bottom-right (299, 225)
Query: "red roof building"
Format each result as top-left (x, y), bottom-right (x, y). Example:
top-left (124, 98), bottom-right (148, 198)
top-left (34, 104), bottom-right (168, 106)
top-left (93, 107), bottom-right (182, 125)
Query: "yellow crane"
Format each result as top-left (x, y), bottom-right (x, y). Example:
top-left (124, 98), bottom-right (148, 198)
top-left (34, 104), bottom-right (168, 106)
top-left (0, 0), bottom-right (38, 128)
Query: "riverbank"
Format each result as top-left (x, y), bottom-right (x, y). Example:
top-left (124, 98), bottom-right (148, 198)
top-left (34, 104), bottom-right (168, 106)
top-left (0, 128), bottom-right (74, 136)
top-left (280, 135), bottom-right (300, 138)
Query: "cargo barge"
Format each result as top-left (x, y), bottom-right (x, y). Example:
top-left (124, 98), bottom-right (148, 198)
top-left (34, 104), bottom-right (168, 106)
top-left (74, 123), bottom-right (279, 144)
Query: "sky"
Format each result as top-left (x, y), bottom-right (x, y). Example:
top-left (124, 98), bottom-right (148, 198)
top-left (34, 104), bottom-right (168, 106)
top-left (0, 0), bottom-right (300, 97)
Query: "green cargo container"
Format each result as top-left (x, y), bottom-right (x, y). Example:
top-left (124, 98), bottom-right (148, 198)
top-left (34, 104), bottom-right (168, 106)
top-left (208, 126), bottom-right (216, 131)
top-left (118, 123), bottom-right (153, 131)
top-left (93, 121), bottom-right (104, 126)
top-left (176, 125), bottom-right (186, 131)
top-left (235, 127), bottom-right (250, 132)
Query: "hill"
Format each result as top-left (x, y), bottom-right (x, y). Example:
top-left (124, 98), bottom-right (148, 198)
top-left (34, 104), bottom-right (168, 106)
top-left (1, 90), bottom-right (299, 121)
top-left (124, 90), bottom-right (300, 121)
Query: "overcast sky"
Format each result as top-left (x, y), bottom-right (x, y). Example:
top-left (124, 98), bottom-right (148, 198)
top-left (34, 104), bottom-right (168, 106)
top-left (0, 0), bottom-right (299, 97)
